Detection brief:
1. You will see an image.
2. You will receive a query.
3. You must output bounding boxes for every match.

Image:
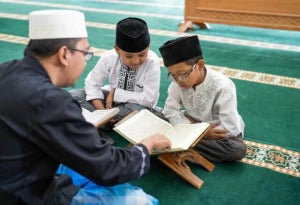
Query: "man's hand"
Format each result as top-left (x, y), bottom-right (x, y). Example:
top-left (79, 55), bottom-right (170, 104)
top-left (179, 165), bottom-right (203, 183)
top-left (204, 123), bottom-right (229, 140)
top-left (140, 134), bottom-right (172, 154)
top-left (106, 88), bottom-right (115, 109)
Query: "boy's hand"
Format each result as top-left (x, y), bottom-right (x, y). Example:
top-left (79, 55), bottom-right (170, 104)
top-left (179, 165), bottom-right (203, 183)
top-left (204, 123), bottom-right (229, 139)
top-left (106, 88), bottom-right (115, 109)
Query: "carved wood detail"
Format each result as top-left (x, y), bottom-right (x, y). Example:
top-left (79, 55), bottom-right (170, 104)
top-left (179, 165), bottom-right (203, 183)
top-left (180, 0), bottom-right (300, 32)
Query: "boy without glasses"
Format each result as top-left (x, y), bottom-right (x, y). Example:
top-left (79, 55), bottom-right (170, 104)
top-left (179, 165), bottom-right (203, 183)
top-left (71, 17), bottom-right (161, 122)
top-left (159, 36), bottom-right (247, 162)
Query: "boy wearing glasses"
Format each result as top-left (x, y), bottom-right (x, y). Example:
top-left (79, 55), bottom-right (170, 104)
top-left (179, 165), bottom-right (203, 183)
top-left (71, 17), bottom-right (161, 122)
top-left (159, 36), bottom-right (246, 162)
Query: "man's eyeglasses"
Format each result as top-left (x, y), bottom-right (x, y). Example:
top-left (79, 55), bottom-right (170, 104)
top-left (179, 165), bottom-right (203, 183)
top-left (167, 64), bottom-right (197, 82)
top-left (68, 48), bottom-right (94, 61)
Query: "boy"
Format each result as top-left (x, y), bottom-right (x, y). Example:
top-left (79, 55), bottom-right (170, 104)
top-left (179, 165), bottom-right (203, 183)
top-left (71, 17), bottom-right (160, 122)
top-left (159, 36), bottom-right (246, 162)
top-left (0, 10), bottom-right (171, 204)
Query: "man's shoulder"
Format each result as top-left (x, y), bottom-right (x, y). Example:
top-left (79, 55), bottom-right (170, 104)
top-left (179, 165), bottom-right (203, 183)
top-left (0, 58), bottom-right (19, 68)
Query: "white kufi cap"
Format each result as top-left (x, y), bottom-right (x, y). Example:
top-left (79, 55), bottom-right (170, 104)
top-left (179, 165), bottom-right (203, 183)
top-left (29, 10), bottom-right (88, 39)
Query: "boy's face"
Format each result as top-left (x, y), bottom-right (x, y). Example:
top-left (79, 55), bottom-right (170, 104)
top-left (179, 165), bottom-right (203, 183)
top-left (167, 60), bottom-right (205, 89)
top-left (114, 45), bottom-right (149, 69)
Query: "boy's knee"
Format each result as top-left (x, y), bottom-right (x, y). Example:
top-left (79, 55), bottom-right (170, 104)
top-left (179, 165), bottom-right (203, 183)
top-left (231, 146), bottom-right (247, 161)
top-left (229, 140), bottom-right (247, 161)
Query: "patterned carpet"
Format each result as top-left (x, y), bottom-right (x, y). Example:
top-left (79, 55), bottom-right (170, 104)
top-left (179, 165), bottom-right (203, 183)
top-left (0, 0), bottom-right (299, 204)
top-left (242, 140), bottom-right (299, 177)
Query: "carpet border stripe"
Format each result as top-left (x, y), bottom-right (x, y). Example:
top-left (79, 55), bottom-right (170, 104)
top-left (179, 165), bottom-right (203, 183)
top-left (0, 10), bottom-right (299, 52)
top-left (0, 33), bottom-right (299, 89)
top-left (242, 139), bottom-right (300, 177)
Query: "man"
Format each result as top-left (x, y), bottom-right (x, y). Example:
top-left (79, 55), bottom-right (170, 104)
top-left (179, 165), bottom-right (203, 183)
top-left (0, 10), bottom-right (171, 204)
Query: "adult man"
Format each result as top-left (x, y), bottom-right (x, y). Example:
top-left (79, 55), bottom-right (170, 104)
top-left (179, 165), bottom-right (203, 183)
top-left (0, 10), bottom-right (171, 204)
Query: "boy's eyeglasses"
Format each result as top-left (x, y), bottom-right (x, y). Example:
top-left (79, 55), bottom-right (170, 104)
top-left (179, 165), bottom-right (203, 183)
top-left (167, 64), bottom-right (197, 82)
top-left (68, 48), bottom-right (94, 61)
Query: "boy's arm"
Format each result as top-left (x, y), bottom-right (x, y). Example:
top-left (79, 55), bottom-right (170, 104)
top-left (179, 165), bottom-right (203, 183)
top-left (163, 83), bottom-right (191, 125)
top-left (114, 55), bottom-right (160, 108)
top-left (91, 99), bottom-right (105, 110)
top-left (85, 57), bottom-right (109, 102)
top-left (105, 88), bottom-right (115, 109)
top-left (214, 82), bottom-right (244, 137)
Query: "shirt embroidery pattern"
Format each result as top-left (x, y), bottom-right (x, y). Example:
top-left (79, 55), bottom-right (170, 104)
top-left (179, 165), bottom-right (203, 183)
top-left (194, 84), bottom-right (217, 112)
top-left (118, 62), bottom-right (137, 91)
top-left (182, 84), bottom-right (216, 113)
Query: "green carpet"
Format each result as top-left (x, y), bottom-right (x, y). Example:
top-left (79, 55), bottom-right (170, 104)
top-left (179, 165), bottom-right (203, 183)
top-left (0, 0), bottom-right (299, 204)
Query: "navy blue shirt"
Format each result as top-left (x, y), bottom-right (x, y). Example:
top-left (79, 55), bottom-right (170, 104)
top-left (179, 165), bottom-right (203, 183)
top-left (0, 56), bottom-right (150, 204)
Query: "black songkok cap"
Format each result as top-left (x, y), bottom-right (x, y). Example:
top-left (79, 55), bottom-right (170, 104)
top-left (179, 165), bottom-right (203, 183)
top-left (116, 17), bottom-right (150, 52)
top-left (159, 35), bottom-right (202, 67)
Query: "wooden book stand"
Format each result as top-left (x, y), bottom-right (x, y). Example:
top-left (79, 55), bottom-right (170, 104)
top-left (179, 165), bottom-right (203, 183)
top-left (158, 148), bottom-right (215, 189)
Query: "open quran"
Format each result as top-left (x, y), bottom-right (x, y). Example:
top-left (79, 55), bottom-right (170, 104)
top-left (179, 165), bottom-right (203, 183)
top-left (113, 109), bottom-right (210, 152)
top-left (113, 109), bottom-right (214, 189)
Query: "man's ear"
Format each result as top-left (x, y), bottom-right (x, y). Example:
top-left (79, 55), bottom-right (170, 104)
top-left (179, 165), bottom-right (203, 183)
top-left (57, 46), bottom-right (69, 67)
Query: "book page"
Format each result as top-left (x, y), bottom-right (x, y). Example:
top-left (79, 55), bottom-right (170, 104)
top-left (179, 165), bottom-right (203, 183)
top-left (166, 123), bottom-right (210, 150)
top-left (114, 109), bottom-right (173, 144)
top-left (82, 107), bottom-right (119, 126)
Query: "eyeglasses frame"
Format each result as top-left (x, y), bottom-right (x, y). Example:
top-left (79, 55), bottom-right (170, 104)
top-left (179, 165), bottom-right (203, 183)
top-left (167, 63), bottom-right (197, 82)
top-left (68, 48), bottom-right (94, 61)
